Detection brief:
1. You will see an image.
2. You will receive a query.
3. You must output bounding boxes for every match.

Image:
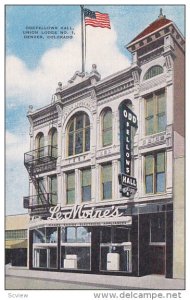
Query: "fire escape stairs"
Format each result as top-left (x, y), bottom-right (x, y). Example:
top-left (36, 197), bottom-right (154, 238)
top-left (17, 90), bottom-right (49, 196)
top-left (25, 162), bottom-right (48, 207)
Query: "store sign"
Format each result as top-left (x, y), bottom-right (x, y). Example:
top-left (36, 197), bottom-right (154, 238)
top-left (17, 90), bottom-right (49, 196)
top-left (47, 204), bottom-right (124, 221)
top-left (119, 103), bottom-right (138, 197)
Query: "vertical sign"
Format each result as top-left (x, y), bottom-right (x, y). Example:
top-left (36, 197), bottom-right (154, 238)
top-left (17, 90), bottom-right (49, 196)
top-left (118, 103), bottom-right (138, 197)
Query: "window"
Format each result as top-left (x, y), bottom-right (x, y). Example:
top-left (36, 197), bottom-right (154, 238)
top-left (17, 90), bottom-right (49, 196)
top-left (102, 164), bottom-right (112, 200)
top-left (145, 152), bottom-right (165, 194)
top-left (49, 175), bottom-right (57, 205)
top-left (33, 228), bottom-right (46, 243)
top-left (145, 90), bottom-right (166, 135)
top-left (33, 227), bottom-right (57, 243)
top-left (144, 65), bottom-right (163, 80)
top-left (61, 227), bottom-right (91, 243)
top-left (102, 109), bottom-right (112, 147)
top-left (66, 172), bottom-right (75, 204)
top-left (5, 230), bottom-right (27, 240)
top-left (81, 169), bottom-right (91, 202)
top-left (67, 112), bottom-right (90, 156)
top-left (49, 128), bottom-right (57, 158)
top-left (35, 132), bottom-right (44, 158)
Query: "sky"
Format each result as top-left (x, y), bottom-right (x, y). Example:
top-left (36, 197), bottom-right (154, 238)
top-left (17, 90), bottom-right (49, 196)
top-left (5, 4), bottom-right (185, 215)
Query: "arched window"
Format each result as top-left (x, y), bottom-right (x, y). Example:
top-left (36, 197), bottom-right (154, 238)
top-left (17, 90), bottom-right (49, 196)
top-left (35, 132), bottom-right (44, 158)
top-left (102, 109), bottom-right (112, 147)
top-left (67, 112), bottom-right (90, 156)
top-left (144, 65), bottom-right (163, 80)
top-left (48, 128), bottom-right (58, 158)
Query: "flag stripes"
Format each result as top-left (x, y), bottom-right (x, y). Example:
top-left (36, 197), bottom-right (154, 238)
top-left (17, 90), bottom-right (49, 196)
top-left (84, 10), bottom-right (111, 29)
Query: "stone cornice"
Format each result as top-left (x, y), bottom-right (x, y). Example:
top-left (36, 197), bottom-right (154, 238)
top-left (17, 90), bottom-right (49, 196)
top-left (30, 104), bottom-right (59, 127)
top-left (97, 83), bottom-right (134, 103)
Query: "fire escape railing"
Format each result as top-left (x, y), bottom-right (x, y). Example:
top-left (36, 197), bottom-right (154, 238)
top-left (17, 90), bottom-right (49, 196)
top-left (23, 193), bottom-right (57, 209)
top-left (23, 145), bottom-right (57, 210)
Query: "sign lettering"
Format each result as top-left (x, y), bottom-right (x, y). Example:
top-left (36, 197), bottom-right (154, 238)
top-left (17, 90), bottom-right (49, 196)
top-left (119, 103), bottom-right (138, 197)
top-left (47, 204), bottom-right (124, 221)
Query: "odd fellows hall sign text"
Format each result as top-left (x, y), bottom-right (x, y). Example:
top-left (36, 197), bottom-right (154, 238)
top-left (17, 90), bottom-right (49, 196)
top-left (118, 102), bottom-right (138, 197)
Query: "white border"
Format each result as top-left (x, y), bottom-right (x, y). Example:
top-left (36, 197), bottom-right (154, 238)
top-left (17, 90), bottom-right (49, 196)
top-left (1, 0), bottom-right (189, 298)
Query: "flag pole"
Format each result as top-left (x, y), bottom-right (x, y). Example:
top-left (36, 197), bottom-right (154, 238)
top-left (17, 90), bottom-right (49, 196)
top-left (80, 5), bottom-right (85, 74)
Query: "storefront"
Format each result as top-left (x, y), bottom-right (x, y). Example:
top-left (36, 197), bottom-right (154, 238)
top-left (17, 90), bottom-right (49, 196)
top-left (28, 201), bottom-right (173, 277)
top-left (5, 214), bottom-right (29, 266)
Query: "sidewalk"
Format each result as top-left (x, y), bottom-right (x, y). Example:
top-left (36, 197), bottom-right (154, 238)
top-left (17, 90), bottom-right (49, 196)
top-left (5, 266), bottom-right (185, 290)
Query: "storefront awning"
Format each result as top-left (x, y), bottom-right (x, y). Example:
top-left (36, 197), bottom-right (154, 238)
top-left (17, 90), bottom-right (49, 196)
top-left (5, 239), bottom-right (27, 249)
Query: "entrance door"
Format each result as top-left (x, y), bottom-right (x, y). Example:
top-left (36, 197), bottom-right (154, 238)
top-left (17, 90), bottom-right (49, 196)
top-left (150, 246), bottom-right (165, 275)
top-left (33, 247), bottom-right (57, 269)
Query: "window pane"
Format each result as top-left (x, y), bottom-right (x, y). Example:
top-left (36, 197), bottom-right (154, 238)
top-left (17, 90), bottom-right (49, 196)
top-left (102, 165), bottom-right (112, 182)
top-left (64, 246), bottom-right (91, 270)
top-left (157, 114), bottom-right (166, 132)
top-left (146, 98), bottom-right (154, 116)
top-left (67, 173), bottom-right (75, 189)
top-left (49, 248), bottom-right (57, 269)
top-left (144, 66), bottom-right (163, 80)
top-left (69, 120), bottom-right (74, 132)
top-left (145, 155), bottom-right (153, 175)
top-left (39, 249), bottom-right (47, 268)
top-left (49, 176), bottom-right (57, 204)
top-left (157, 92), bottom-right (165, 114)
top-left (82, 186), bottom-right (91, 202)
top-left (156, 173), bottom-right (165, 193)
top-left (103, 111), bottom-right (112, 130)
top-left (66, 227), bottom-right (76, 242)
top-left (76, 115), bottom-right (83, 130)
top-left (46, 227), bottom-right (57, 243)
top-left (67, 113), bottom-right (90, 157)
top-left (82, 169), bottom-right (91, 186)
top-left (156, 153), bottom-right (165, 173)
top-left (67, 190), bottom-right (75, 204)
top-left (145, 175), bottom-right (153, 193)
top-left (75, 130), bottom-right (83, 154)
top-left (85, 115), bottom-right (90, 126)
top-left (68, 133), bottom-right (74, 156)
top-left (61, 228), bottom-right (66, 242)
top-left (85, 127), bottom-right (90, 151)
top-left (33, 228), bottom-right (45, 243)
top-left (146, 117), bottom-right (154, 135)
top-left (103, 181), bottom-right (112, 199)
top-left (39, 135), bottom-right (44, 148)
top-left (51, 130), bottom-right (57, 146)
top-left (77, 227), bottom-right (91, 243)
top-left (103, 129), bottom-right (112, 146)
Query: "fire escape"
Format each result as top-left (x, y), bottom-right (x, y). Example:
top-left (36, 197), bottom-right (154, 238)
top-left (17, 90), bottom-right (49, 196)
top-left (23, 145), bottom-right (57, 213)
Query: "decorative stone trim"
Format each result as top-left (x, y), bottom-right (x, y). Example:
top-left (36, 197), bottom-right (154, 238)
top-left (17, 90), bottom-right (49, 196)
top-left (139, 73), bottom-right (166, 94)
top-left (97, 81), bottom-right (134, 101)
top-left (139, 132), bottom-right (166, 150)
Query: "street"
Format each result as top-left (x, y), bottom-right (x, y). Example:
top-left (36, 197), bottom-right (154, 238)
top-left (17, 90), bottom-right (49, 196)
top-left (6, 275), bottom-right (113, 290)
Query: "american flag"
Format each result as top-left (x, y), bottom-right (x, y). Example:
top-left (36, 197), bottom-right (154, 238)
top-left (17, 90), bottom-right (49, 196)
top-left (84, 9), bottom-right (111, 29)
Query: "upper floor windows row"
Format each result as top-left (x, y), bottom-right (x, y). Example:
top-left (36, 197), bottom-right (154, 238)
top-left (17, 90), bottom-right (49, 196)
top-left (34, 89), bottom-right (166, 158)
top-left (36, 151), bottom-right (166, 208)
top-left (34, 108), bottom-right (113, 158)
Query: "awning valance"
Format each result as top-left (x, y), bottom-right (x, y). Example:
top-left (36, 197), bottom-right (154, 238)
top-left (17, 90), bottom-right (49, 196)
top-left (5, 239), bottom-right (27, 249)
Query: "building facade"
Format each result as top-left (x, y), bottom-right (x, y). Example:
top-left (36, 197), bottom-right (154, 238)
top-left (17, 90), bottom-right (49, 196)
top-left (5, 214), bottom-right (29, 266)
top-left (23, 13), bottom-right (185, 278)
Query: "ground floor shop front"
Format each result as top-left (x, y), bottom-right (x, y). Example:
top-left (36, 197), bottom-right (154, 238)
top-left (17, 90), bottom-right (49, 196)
top-left (28, 201), bottom-right (173, 278)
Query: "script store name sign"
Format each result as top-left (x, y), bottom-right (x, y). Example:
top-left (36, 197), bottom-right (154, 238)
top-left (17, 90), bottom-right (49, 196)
top-left (118, 103), bottom-right (138, 197)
